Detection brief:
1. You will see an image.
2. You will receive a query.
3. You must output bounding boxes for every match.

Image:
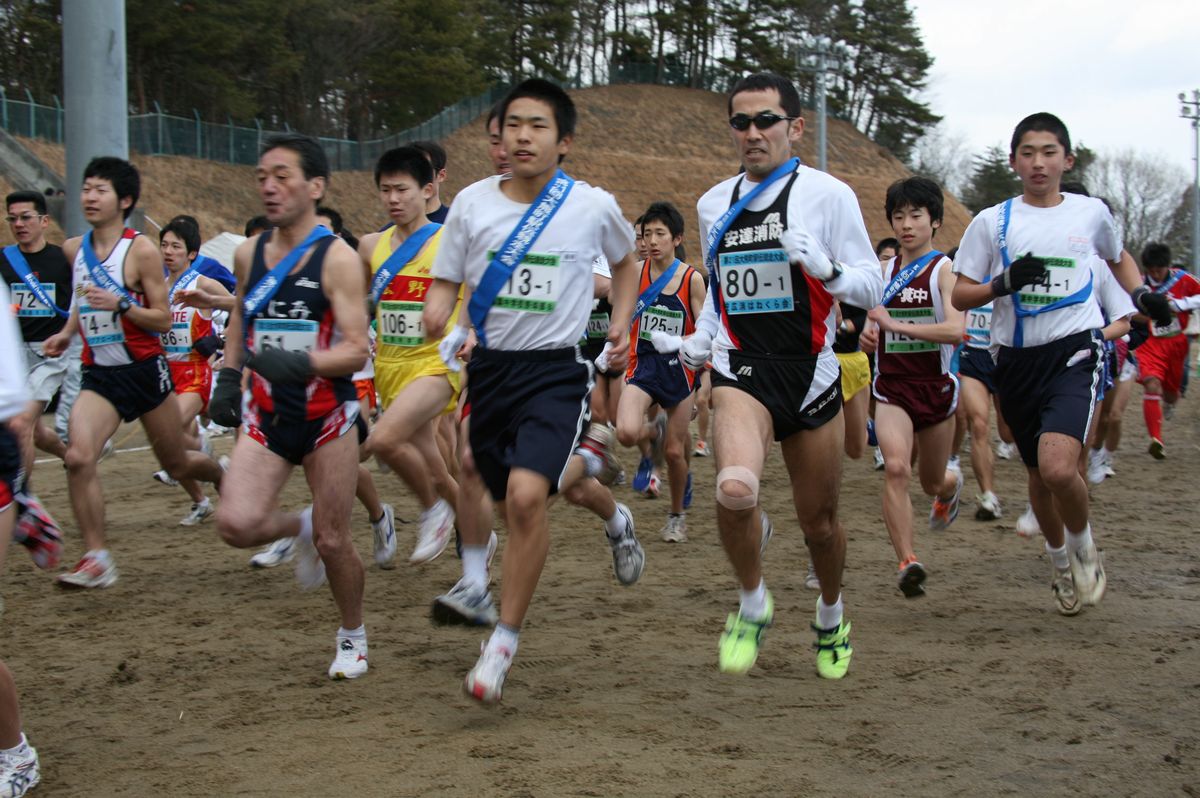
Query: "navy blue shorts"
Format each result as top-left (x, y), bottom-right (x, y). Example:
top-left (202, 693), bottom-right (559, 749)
top-left (627, 349), bottom-right (693, 409)
top-left (81, 356), bottom-right (173, 422)
top-left (467, 346), bottom-right (592, 502)
top-left (994, 330), bottom-right (1103, 468)
top-left (958, 346), bottom-right (996, 394)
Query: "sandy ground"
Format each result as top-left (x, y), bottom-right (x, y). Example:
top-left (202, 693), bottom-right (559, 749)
top-left (1, 393), bottom-right (1198, 797)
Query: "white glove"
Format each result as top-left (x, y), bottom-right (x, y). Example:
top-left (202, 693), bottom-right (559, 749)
top-left (679, 330), bottom-right (713, 370)
top-left (649, 330), bottom-right (682, 354)
top-left (781, 229), bottom-right (837, 282)
top-left (594, 341), bottom-right (614, 372)
top-left (438, 326), bottom-right (469, 372)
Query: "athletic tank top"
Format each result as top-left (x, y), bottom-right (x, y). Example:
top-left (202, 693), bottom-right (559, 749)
top-left (714, 172), bottom-right (836, 356)
top-left (879, 254), bottom-right (951, 378)
top-left (244, 231), bottom-right (353, 420)
top-left (627, 259), bottom-right (698, 378)
top-left (73, 228), bottom-right (165, 367)
top-left (163, 270), bottom-right (214, 364)
top-left (370, 227), bottom-right (459, 363)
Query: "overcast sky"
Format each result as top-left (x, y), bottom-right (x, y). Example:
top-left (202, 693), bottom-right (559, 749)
top-left (910, 0), bottom-right (1199, 179)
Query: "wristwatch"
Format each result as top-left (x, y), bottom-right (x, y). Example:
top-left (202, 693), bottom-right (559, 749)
top-left (116, 298), bottom-right (132, 315)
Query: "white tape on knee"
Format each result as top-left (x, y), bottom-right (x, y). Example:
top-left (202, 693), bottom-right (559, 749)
top-left (716, 466), bottom-right (759, 510)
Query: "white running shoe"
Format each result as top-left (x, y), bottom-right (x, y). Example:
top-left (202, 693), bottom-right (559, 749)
top-left (1052, 566), bottom-right (1081, 616)
top-left (99, 439), bottom-right (115, 462)
top-left (179, 498), bottom-right (215, 527)
top-left (328, 635), bottom-right (368, 680)
top-left (996, 441), bottom-right (1017, 461)
top-left (152, 469), bottom-right (179, 487)
top-left (804, 562), bottom-right (820, 591)
top-left (759, 509), bottom-right (773, 556)
top-left (411, 499), bottom-right (455, 563)
top-left (947, 455), bottom-right (962, 475)
top-left (645, 473), bottom-right (661, 498)
top-left (249, 536), bottom-right (295, 568)
top-left (1102, 449), bottom-right (1116, 478)
top-left (660, 513), bottom-right (688, 543)
top-left (575, 422), bottom-right (621, 485)
top-left (1070, 542), bottom-right (1107, 606)
top-left (692, 440), bottom-right (709, 457)
top-left (873, 447), bottom-right (885, 471)
top-left (1086, 449), bottom-right (1107, 485)
top-left (56, 554), bottom-right (118, 589)
top-left (432, 578), bottom-right (499, 626)
top-left (974, 491), bottom-right (1002, 521)
top-left (608, 502), bottom-right (645, 585)
top-left (1015, 504), bottom-right (1041, 539)
top-left (0, 738), bottom-right (40, 798)
top-left (294, 508), bottom-right (326, 590)
top-left (464, 642), bottom-right (513, 705)
top-left (372, 503), bottom-right (397, 569)
top-left (486, 530), bottom-right (499, 569)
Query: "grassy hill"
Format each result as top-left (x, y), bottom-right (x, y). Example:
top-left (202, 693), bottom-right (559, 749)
top-left (2, 84), bottom-right (971, 260)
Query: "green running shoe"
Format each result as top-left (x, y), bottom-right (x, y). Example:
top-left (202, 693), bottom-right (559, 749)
top-left (718, 592), bottom-right (773, 674)
top-left (812, 615), bottom-right (853, 680)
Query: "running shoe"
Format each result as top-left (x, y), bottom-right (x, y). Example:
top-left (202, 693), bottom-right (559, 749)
top-left (152, 469), bottom-right (179, 487)
top-left (897, 558), bottom-right (926, 598)
top-left (1015, 504), bottom-right (1041, 539)
top-left (614, 468), bottom-right (627, 486)
top-left (632, 456), bottom-right (654, 492)
top-left (486, 530), bottom-right (499, 569)
top-left (812, 615), bottom-right (853, 680)
top-left (294, 511), bottom-right (327, 590)
top-left (179, 499), bottom-right (214, 527)
top-left (804, 561), bottom-right (820, 591)
top-left (759, 510), bottom-right (773, 556)
top-left (1086, 449), bottom-right (1108, 485)
top-left (660, 513), bottom-right (687, 543)
top-left (1149, 438), bottom-right (1165, 460)
top-left (996, 441), bottom-right (1017, 460)
top-left (14, 493), bottom-right (63, 570)
top-left (411, 499), bottom-right (455, 563)
top-left (1069, 541), bottom-right (1107, 606)
top-left (1052, 566), bottom-right (1081, 616)
top-left (692, 440), bottom-right (709, 457)
top-left (645, 473), bottom-right (661, 499)
top-left (947, 455), bottom-right (961, 475)
top-left (372, 503), bottom-right (397, 569)
top-left (974, 491), bottom-right (1002, 521)
top-left (718, 592), bottom-right (773, 674)
top-left (682, 471), bottom-right (693, 509)
top-left (650, 412), bottom-right (668, 468)
top-left (249, 536), bottom-right (295, 568)
top-left (873, 447), bottom-right (885, 471)
top-left (0, 738), bottom-right (39, 798)
top-left (328, 635), bottom-right (368, 680)
top-left (56, 554), bottom-right (118, 589)
top-left (1102, 450), bottom-right (1116, 477)
top-left (866, 418), bottom-right (878, 447)
top-left (1164, 402), bottom-right (1175, 420)
top-left (198, 424), bottom-right (213, 457)
top-left (929, 470), bottom-right (962, 530)
top-left (608, 502), bottom-right (645, 585)
top-left (432, 578), bottom-right (498, 626)
top-left (464, 642), bottom-right (513, 705)
top-left (575, 422), bottom-right (621, 485)
top-left (99, 439), bottom-right (115, 462)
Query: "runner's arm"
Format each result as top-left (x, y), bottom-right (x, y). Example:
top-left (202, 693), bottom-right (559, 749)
top-left (871, 259), bottom-right (965, 345)
top-left (423, 278), bottom-right (460, 341)
top-left (687, 269), bottom-right (706, 322)
top-left (312, 241), bottom-right (369, 378)
top-left (221, 238), bottom-right (255, 371)
top-left (604, 251), bottom-right (639, 371)
top-left (1106, 249), bottom-right (1142, 295)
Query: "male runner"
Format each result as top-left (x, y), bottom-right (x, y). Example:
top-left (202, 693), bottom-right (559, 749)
top-left (683, 72), bottom-right (882, 678)
top-left (424, 79), bottom-right (643, 703)
top-left (411, 141), bottom-right (451, 223)
top-left (212, 133), bottom-right (372, 678)
top-left (42, 157), bottom-right (225, 587)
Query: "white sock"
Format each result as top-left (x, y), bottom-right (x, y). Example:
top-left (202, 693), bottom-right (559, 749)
top-left (461, 545), bottom-right (490, 588)
top-left (297, 506), bottom-right (313, 542)
top-left (577, 448), bottom-right (603, 478)
top-left (337, 625), bottom-right (366, 641)
top-left (194, 497), bottom-right (211, 509)
top-left (1066, 523), bottom-right (1094, 554)
top-left (89, 548), bottom-right (112, 565)
top-left (816, 595), bottom-right (844, 630)
top-left (1046, 542), bottom-right (1070, 570)
top-left (604, 507), bottom-right (626, 539)
top-left (488, 623), bottom-right (519, 657)
top-left (738, 579), bottom-right (769, 620)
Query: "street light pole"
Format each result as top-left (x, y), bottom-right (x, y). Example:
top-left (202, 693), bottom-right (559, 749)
top-left (795, 36), bottom-right (848, 173)
top-left (1181, 90), bottom-right (1200, 274)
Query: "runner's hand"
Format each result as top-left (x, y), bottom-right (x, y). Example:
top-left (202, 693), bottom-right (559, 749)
top-left (594, 341), bottom-right (614, 372)
top-left (782, 229), bottom-right (837, 282)
top-left (193, 335), bottom-right (224, 358)
top-left (209, 367), bottom-right (244, 427)
top-left (245, 349), bottom-right (313, 385)
top-left (649, 330), bottom-right (682, 354)
top-left (438, 326), bottom-right (469, 372)
top-left (604, 328), bottom-right (630, 372)
top-left (42, 332), bottom-right (69, 357)
top-left (1132, 286), bottom-right (1174, 326)
top-left (992, 252), bottom-right (1046, 297)
top-left (679, 330), bottom-right (713, 370)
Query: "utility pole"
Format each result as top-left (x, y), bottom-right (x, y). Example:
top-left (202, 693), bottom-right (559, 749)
top-left (1180, 90), bottom-right (1200, 274)
top-left (795, 36), bottom-right (849, 173)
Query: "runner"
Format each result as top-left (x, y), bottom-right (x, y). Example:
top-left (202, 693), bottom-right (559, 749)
top-left (1087, 339), bottom-right (1134, 484)
top-left (868, 237), bottom-right (900, 469)
top-left (212, 133), bottom-right (373, 679)
top-left (617, 201), bottom-right (704, 543)
top-left (42, 156), bottom-right (225, 588)
top-left (686, 72), bottom-right (882, 678)
top-left (411, 141), bottom-right (451, 223)
top-left (424, 78), bottom-right (644, 703)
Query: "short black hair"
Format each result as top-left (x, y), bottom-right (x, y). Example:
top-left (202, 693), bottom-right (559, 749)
top-left (374, 146), bottom-right (434, 188)
top-left (161, 217), bottom-right (200, 254)
top-left (485, 99), bottom-right (505, 131)
top-left (728, 72), bottom-right (802, 118)
top-left (1142, 242), bottom-right (1171, 269)
top-left (1060, 181), bottom-right (1090, 197)
top-left (6, 190), bottom-right (47, 214)
top-left (83, 156), bottom-right (140, 219)
top-left (261, 132), bottom-right (330, 182)
top-left (315, 205), bottom-right (344, 234)
top-left (499, 78), bottom-right (576, 141)
top-left (640, 201), bottom-right (685, 240)
top-left (244, 215), bottom-right (270, 237)
top-left (1010, 112), bottom-right (1071, 158)
top-left (410, 140), bottom-right (447, 173)
top-left (885, 176), bottom-right (944, 230)
top-left (875, 237), bottom-right (900, 257)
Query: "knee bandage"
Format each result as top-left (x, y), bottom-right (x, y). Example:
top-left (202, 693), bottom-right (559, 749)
top-left (716, 466), bottom-right (759, 510)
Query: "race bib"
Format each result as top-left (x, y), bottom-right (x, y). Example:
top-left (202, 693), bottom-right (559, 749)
top-left (253, 318), bottom-right (318, 353)
top-left (79, 304), bottom-right (125, 346)
top-left (884, 307), bottom-right (937, 354)
top-left (587, 311), bottom-right (610, 340)
top-left (1152, 317), bottom-right (1183, 338)
top-left (717, 248), bottom-right (793, 314)
top-left (638, 305), bottom-right (684, 340)
top-left (10, 282), bottom-right (56, 317)
top-left (162, 321), bottom-right (193, 355)
top-left (966, 307), bottom-right (992, 347)
top-left (378, 300), bottom-right (425, 347)
top-left (491, 250), bottom-right (562, 314)
top-left (1017, 256), bottom-right (1078, 307)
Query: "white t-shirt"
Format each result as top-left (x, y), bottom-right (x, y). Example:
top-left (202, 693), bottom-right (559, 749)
top-left (432, 174), bottom-right (634, 350)
top-left (1094, 257), bottom-right (1136, 324)
top-left (954, 194), bottom-right (1122, 348)
top-left (0, 283), bottom-right (31, 422)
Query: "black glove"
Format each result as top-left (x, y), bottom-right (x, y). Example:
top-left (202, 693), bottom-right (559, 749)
top-left (245, 348), bottom-right (313, 385)
top-left (209, 367), bottom-right (244, 428)
top-left (992, 252), bottom-right (1047, 297)
top-left (192, 334), bottom-right (224, 358)
top-left (1132, 286), bottom-right (1174, 327)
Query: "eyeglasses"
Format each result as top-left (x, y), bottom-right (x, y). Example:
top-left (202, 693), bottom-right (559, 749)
top-left (5, 213), bottom-right (45, 224)
top-left (729, 112), bottom-right (797, 131)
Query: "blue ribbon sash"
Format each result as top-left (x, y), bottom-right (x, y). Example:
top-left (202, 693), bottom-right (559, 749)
top-left (242, 225), bottom-right (334, 318)
top-left (369, 223), bottom-right (441, 305)
top-left (3, 245), bottom-right (69, 317)
top-left (881, 250), bottom-right (940, 307)
top-left (631, 258), bottom-right (681, 326)
top-left (81, 231), bottom-right (137, 306)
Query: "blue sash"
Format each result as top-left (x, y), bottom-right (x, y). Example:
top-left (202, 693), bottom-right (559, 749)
top-left (997, 198), bottom-right (1093, 347)
top-left (631, 258), bottom-right (681, 326)
top-left (242, 225), bottom-right (334, 318)
top-left (468, 171), bottom-right (575, 346)
top-left (1151, 269), bottom-right (1183, 295)
top-left (167, 262), bottom-right (203, 304)
top-left (81, 231), bottom-right (137, 306)
top-left (369, 223), bottom-right (441, 305)
top-left (3, 245), bottom-right (69, 317)
top-left (881, 250), bottom-right (940, 307)
top-left (704, 157), bottom-right (799, 314)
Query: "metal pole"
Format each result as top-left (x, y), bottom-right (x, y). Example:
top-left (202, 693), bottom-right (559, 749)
top-left (1182, 91), bottom-right (1200, 274)
top-left (816, 66), bottom-right (827, 173)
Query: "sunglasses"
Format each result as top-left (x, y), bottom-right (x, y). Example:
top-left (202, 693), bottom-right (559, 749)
top-left (5, 213), bottom-right (45, 224)
top-left (729, 112), bottom-right (797, 131)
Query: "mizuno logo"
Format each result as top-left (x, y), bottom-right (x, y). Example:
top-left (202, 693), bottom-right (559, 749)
top-left (736, 365), bottom-right (753, 377)
top-left (295, 278), bottom-right (320, 289)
